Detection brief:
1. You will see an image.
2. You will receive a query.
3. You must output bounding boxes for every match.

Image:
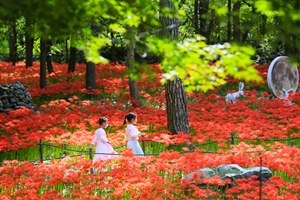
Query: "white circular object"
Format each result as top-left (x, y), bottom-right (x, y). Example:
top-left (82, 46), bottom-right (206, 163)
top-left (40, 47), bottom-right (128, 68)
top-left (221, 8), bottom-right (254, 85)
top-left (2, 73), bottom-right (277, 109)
top-left (267, 56), bottom-right (299, 99)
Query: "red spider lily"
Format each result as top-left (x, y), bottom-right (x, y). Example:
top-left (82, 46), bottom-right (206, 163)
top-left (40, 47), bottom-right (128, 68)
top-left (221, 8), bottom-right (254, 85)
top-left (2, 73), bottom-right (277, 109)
top-left (1, 62), bottom-right (300, 199)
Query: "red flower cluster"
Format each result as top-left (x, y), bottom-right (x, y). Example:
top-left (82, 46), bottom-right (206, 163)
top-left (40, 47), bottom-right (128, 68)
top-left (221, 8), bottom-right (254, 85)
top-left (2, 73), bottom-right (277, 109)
top-left (0, 62), bottom-right (300, 199)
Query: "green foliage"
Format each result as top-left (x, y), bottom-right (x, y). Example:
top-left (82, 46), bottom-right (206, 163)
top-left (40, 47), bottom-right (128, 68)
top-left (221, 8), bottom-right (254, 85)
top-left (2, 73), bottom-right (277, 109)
top-left (148, 35), bottom-right (262, 92)
top-left (0, 0), bottom-right (272, 92)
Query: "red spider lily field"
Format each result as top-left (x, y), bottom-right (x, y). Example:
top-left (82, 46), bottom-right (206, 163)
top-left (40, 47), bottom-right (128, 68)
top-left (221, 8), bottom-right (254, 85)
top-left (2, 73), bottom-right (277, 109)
top-left (0, 62), bottom-right (300, 199)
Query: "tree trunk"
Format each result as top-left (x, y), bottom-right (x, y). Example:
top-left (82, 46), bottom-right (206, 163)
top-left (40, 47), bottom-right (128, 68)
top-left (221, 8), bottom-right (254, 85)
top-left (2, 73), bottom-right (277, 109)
top-left (40, 39), bottom-right (47, 88)
top-left (65, 39), bottom-right (69, 63)
top-left (68, 46), bottom-right (77, 73)
top-left (25, 20), bottom-right (34, 68)
top-left (241, 2), bottom-right (256, 43)
top-left (85, 25), bottom-right (97, 98)
top-left (260, 14), bottom-right (267, 36)
top-left (233, 0), bottom-right (241, 43)
top-left (199, 0), bottom-right (209, 39)
top-left (86, 61), bottom-right (96, 97)
top-left (160, 0), bottom-right (190, 134)
top-left (165, 79), bottom-right (190, 134)
top-left (126, 26), bottom-right (141, 107)
top-left (111, 31), bottom-right (116, 62)
top-left (46, 40), bottom-right (54, 74)
top-left (291, 0), bottom-right (300, 55)
top-left (9, 21), bottom-right (18, 66)
top-left (206, 10), bottom-right (215, 44)
top-left (242, 30), bottom-right (250, 43)
top-left (194, 0), bottom-right (199, 34)
top-left (227, 0), bottom-right (231, 41)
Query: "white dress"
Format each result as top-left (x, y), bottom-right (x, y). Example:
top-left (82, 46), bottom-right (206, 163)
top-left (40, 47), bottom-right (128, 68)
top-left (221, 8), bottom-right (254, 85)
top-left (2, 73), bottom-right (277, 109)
top-left (91, 128), bottom-right (116, 162)
top-left (126, 124), bottom-right (144, 155)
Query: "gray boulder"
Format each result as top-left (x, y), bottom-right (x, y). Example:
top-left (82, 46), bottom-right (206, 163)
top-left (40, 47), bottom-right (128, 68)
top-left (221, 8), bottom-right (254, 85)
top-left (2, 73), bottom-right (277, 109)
top-left (183, 164), bottom-right (273, 192)
top-left (0, 81), bottom-right (34, 113)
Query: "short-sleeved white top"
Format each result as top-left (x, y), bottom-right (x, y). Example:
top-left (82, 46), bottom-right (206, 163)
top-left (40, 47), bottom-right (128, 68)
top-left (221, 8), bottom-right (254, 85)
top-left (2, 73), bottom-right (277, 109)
top-left (126, 124), bottom-right (140, 141)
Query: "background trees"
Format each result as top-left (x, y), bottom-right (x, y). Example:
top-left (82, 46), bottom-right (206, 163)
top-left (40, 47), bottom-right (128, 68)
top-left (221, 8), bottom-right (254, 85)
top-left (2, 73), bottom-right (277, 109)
top-left (1, 0), bottom-right (298, 133)
top-left (1, 0), bottom-right (297, 65)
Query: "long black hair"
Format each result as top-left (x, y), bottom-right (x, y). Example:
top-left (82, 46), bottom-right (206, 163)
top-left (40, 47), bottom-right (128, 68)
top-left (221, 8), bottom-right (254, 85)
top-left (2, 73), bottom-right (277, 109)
top-left (123, 112), bottom-right (137, 125)
top-left (98, 117), bottom-right (108, 125)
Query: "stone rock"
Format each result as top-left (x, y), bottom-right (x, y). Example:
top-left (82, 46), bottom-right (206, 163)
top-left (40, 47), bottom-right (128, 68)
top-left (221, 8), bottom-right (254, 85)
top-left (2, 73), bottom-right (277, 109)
top-left (216, 164), bottom-right (246, 177)
top-left (226, 167), bottom-right (273, 182)
top-left (183, 164), bottom-right (273, 193)
top-left (0, 81), bottom-right (35, 113)
top-left (184, 168), bottom-right (216, 182)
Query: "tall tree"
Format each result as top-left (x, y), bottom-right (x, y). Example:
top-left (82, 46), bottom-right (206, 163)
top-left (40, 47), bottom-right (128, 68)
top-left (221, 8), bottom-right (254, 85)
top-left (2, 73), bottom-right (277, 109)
top-left (40, 38), bottom-right (47, 88)
top-left (194, 0), bottom-right (199, 34)
top-left (199, 0), bottom-right (209, 39)
top-left (65, 39), bottom-right (69, 63)
top-left (86, 61), bottom-right (96, 93)
top-left (227, 0), bottom-right (232, 41)
top-left (25, 19), bottom-right (34, 68)
top-left (46, 40), bottom-right (54, 73)
top-left (110, 31), bottom-right (116, 62)
top-left (126, 26), bottom-right (142, 107)
top-left (194, 0), bottom-right (210, 40)
top-left (160, 0), bottom-right (190, 134)
top-left (85, 26), bottom-right (97, 96)
top-left (232, 0), bottom-right (241, 43)
top-left (68, 46), bottom-right (77, 73)
top-left (8, 21), bottom-right (17, 66)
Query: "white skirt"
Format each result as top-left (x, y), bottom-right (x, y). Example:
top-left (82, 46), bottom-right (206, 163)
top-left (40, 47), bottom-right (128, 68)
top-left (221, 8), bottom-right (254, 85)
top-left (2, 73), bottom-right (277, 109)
top-left (127, 140), bottom-right (144, 155)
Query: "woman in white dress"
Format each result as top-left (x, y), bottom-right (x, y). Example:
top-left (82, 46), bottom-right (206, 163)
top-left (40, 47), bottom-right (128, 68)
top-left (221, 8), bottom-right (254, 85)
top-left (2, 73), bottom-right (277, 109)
top-left (90, 117), bottom-right (117, 163)
top-left (124, 112), bottom-right (144, 155)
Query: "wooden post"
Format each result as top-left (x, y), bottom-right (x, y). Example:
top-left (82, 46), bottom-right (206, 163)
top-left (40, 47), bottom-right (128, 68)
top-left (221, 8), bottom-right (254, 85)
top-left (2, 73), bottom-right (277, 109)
top-left (291, 140), bottom-right (294, 147)
top-left (259, 156), bottom-right (262, 200)
top-left (89, 148), bottom-right (93, 175)
top-left (39, 138), bottom-right (43, 163)
top-left (89, 148), bottom-right (93, 161)
top-left (63, 143), bottom-right (67, 158)
top-left (142, 135), bottom-right (146, 156)
top-left (231, 132), bottom-right (235, 145)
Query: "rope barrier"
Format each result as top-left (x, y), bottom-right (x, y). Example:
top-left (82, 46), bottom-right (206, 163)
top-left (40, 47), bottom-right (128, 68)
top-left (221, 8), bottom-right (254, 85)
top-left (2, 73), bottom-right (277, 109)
top-left (1, 135), bottom-right (300, 164)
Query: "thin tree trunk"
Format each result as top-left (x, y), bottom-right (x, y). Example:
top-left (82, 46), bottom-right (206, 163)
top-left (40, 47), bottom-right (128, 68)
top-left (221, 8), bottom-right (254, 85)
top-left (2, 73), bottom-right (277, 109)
top-left (68, 47), bottom-right (77, 73)
top-left (65, 39), bottom-right (69, 63)
top-left (111, 31), bottom-right (116, 62)
top-left (85, 25), bottom-right (97, 98)
top-left (9, 21), bottom-right (17, 66)
top-left (206, 10), bottom-right (215, 44)
top-left (227, 0), bottom-right (231, 41)
top-left (40, 39), bottom-right (47, 88)
top-left (260, 14), bottom-right (267, 36)
top-left (86, 61), bottom-right (96, 98)
top-left (194, 0), bottom-right (199, 34)
top-left (160, 0), bottom-right (190, 134)
top-left (294, 1), bottom-right (300, 54)
top-left (199, 0), bottom-right (209, 38)
top-left (242, 30), bottom-right (250, 43)
top-left (126, 26), bottom-right (141, 107)
top-left (241, 2), bottom-right (256, 43)
top-left (233, 1), bottom-right (241, 43)
top-left (25, 20), bottom-right (34, 68)
top-left (46, 40), bottom-right (54, 74)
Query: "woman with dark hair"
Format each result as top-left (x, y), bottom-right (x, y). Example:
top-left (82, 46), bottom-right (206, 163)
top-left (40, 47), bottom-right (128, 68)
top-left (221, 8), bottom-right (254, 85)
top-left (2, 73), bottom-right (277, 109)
top-left (90, 117), bottom-right (116, 162)
top-left (124, 112), bottom-right (144, 155)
